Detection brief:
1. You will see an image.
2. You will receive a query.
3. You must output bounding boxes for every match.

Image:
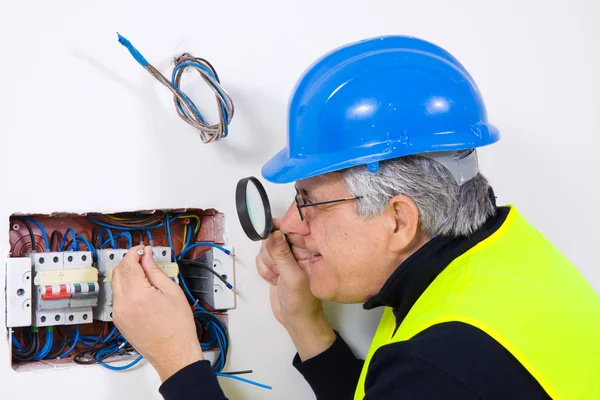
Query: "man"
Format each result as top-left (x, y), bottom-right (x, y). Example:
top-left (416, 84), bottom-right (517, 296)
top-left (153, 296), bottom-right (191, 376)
top-left (112, 36), bottom-right (600, 399)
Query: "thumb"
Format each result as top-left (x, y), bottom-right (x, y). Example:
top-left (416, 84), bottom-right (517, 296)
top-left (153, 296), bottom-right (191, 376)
top-left (268, 231), bottom-right (302, 277)
top-left (140, 246), bottom-right (174, 291)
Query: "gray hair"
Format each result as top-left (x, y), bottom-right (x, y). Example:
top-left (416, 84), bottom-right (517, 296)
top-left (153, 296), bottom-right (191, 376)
top-left (341, 155), bottom-right (496, 237)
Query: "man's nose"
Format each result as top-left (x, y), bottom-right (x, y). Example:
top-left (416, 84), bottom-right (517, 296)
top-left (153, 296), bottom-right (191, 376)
top-left (280, 201), bottom-right (310, 236)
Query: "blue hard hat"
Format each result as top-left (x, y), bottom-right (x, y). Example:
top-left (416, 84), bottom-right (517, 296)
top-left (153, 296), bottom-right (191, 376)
top-left (261, 35), bottom-right (500, 184)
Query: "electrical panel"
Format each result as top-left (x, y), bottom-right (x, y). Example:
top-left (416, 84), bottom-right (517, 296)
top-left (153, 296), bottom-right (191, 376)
top-left (5, 209), bottom-right (235, 372)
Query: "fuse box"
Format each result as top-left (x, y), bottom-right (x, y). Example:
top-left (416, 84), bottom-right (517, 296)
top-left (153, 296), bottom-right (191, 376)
top-left (5, 208), bottom-right (235, 372)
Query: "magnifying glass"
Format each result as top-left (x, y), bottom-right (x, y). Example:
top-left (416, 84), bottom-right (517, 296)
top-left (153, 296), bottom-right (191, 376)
top-left (235, 176), bottom-right (273, 241)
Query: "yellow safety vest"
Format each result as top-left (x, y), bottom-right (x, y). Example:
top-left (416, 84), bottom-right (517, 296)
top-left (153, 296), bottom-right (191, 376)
top-left (355, 206), bottom-right (600, 400)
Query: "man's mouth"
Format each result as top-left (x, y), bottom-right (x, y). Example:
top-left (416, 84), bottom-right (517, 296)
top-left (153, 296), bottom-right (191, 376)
top-left (309, 252), bottom-right (323, 264)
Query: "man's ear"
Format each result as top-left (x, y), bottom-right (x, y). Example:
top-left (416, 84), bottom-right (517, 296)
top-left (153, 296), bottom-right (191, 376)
top-left (387, 194), bottom-right (420, 252)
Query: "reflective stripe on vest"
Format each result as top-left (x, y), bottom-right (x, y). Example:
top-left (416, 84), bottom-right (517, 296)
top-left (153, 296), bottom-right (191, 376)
top-left (354, 207), bottom-right (600, 399)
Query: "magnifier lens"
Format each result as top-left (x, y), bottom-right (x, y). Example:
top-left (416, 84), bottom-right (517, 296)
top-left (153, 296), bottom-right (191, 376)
top-left (246, 182), bottom-right (266, 235)
top-left (236, 176), bottom-right (273, 241)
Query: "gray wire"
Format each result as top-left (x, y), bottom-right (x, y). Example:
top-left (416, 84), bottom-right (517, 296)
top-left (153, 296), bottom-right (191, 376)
top-left (145, 54), bottom-right (234, 144)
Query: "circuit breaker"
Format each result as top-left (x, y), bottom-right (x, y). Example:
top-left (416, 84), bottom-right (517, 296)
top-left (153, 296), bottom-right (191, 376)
top-left (27, 251), bottom-right (98, 327)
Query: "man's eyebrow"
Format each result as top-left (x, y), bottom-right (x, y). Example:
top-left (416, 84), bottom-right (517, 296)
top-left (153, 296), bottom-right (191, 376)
top-left (295, 186), bottom-right (311, 197)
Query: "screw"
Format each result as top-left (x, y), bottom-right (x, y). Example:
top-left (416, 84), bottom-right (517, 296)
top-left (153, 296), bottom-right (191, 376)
top-left (39, 257), bottom-right (45, 264)
top-left (16, 289), bottom-right (24, 296)
top-left (55, 315), bottom-right (61, 321)
top-left (162, 250), bottom-right (167, 257)
top-left (12, 224), bottom-right (20, 231)
top-left (53, 256), bottom-right (59, 263)
top-left (82, 255), bottom-right (87, 261)
top-left (110, 312), bottom-right (113, 318)
top-left (67, 255), bottom-right (73, 262)
top-left (137, 249), bottom-right (144, 256)
top-left (69, 315), bottom-right (74, 321)
top-left (82, 314), bottom-right (88, 320)
top-left (41, 316), bottom-right (46, 322)
top-left (109, 253), bottom-right (114, 260)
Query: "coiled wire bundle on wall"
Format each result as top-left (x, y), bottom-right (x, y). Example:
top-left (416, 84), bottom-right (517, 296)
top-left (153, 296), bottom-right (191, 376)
top-left (117, 33), bottom-right (234, 144)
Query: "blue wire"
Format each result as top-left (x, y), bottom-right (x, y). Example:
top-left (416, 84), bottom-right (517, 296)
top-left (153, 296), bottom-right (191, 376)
top-left (33, 330), bottom-right (54, 361)
top-left (171, 62), bottom-right (231, 125)
top-left (215, 373), bottom-right (273, 390)
top-left (99, 354), bottom-right (144, 370)
top-left (177, 242), bottom-right (231, 260)
top-left (101, 326), bottom-right (119, 344)
top-left (116, 33), bottom-right (148, 67)
top-left (58, 228), bottom-right (78, 251)
top-left (75, 234), bottom-right (97, 260)
top-left (20, 217), bottom-right (50, 250)
top-left (58, 325), bottom-right (80, 358)
top-left (12, 335), bottom-right (23, 350)
top-left (145, 229), bottom-right (153, 244)
top-left (99, 228), bottom-right (116, 249)
top-left (179, 271), bottom-right (195, 302)
top-left (121, 231), bottom-right (133, 248)
top-left (165, 212), bottom-right (175, 261)
top-left (86, 214), bottom-right (180, 231)
top-left (166, 215), bottom-right (267, 390)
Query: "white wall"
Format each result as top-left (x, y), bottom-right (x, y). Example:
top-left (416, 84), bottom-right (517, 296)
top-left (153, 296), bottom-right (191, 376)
top-left (0, 0), bottom-right (598, 398)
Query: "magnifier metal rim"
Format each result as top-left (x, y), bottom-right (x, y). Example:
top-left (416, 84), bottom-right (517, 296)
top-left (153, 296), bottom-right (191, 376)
top-left (236, 176), bottom-right (273, 241)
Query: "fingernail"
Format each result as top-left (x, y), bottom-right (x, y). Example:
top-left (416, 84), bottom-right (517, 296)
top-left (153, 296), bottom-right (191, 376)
top-left (273, 231), bottom-right (285, 244)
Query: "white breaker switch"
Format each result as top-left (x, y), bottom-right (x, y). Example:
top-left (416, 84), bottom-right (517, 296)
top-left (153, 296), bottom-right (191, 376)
top-left (212, 251), bottom-right (236, 310)
top-left (94, 249), bottom-right (128, 322)
top-left (94, 247), bottom-right (173, 322)
top-left (5, 257), bottom-right (33, 328)
top-left (31, 251), bottom-right (98, 327)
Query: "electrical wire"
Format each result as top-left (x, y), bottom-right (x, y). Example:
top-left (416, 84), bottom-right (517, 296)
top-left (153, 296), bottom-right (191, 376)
top-left (178, 214), bottom-right (202, 235)
top-left (117, 33), bottom-right (234, 144)
top-left (87, 214), bottom-right (180, 231)
top-left (50, 230), bottom-right (63, 252)
top-left (57, 325), bottom-right (80, 359)
top-left (165, 215), bottom-right (268, 389)
top-left (178, 242), bottom-right (231, 259)
top-left (98, 354), bottom-right (143, 370)
top-left (76, 233), bottom-right (97, 260)
top-left (59, 228), bottom-right (78, 251)
top-left (145, 229), bottom-right (154, 245)
top-left (99, 228), bottom-right (116, 249)
top-left (18, 217), bottom-right (49, 251)
top-left (48, 327), bottom-right (70, 359)
top-left (216, 373), bottom-right (273, 390)
top-left (120, 231), bottom-right (133, 248)
top-left (33, 328), bottom-right (54, 361)
top-left (12, 329), bottom-right (39, 362)
top-left (178, 260), bottom-right (237, 293)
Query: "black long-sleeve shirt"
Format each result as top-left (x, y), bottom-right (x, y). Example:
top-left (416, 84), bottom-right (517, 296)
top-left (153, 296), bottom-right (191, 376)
top-left (160, 205), bottom-right (551, 399)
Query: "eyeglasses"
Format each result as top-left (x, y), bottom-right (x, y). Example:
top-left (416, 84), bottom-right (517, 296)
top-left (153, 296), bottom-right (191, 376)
top-left (294, 189), bottom-right (362, 221)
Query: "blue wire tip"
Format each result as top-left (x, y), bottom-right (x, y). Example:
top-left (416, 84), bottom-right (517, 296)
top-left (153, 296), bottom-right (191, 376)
top-left (116, 32), bottom-right (149, 67)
